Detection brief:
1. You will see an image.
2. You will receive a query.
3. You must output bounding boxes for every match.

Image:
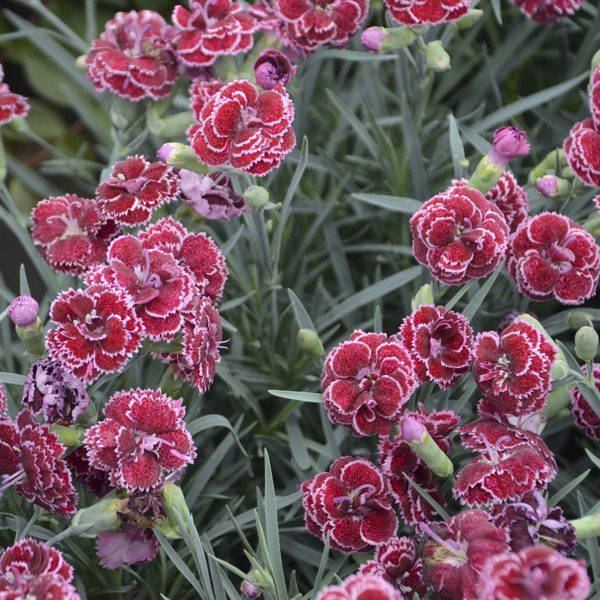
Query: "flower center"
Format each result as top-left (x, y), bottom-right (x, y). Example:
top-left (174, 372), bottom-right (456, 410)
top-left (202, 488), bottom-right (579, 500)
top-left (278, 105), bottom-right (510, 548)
top-left (547, 242), bottom-right (575, 272)
top-left (420, 522), bottom-right (468, 566)
top-left (47, 199), bottom-right (85, 239)
top-left (333, 483), bottom-right (377, 514)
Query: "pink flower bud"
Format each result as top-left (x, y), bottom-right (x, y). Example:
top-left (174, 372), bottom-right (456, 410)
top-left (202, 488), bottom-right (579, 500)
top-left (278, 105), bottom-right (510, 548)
top-left (254, 49), bottom-right (296, 90)
top-left (157, 143), bottom-right (181, 165)
top-left (488, 126), bottom-right (531, 167)
top-left (401, 415), bottom-right (427, 443)
top-left (360, 27), bottom-right (388, 53)
top-left (8, 295), bottom-right (39, 328)
top-left (536, 175), bottom-right (558, 197)
top-left (241, 581), bottom-right (262, 598)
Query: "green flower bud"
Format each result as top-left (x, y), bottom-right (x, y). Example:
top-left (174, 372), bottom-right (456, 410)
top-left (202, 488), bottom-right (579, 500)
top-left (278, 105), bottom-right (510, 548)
top-left (50, 424), bottom-right (85, 447)
top-left (411, 284), bottom-right (434, 310)
top-left (297, 329), bottom-right (324, 357)
top-left (402, 417), bottom-right (453, 477)
top-left (243, 185), bottom-right (270, 209)
top-left (455, 8), bottom-right (484, 29)
top-left (575, 326), bottom-right (599, 362)
top-left (75, 55), bottom-right (88, 72)
top-left (566, 311), bottom-right (594, 330)
top-left (156, 143), bottom-right (210, 174)
top-left (71, 493), bottom-right (125, 537)
top-left (467, 155), bottom-right (504, 194)
top-left (424, 41), bottom-right (451, 73)
top-left (161, 483), bottom-right (192, 535)
top-left (550, 359), bottom-right (569, 381)
top-left (546, 385), bottom-right (571, 419)
top-left (571, 512), bottom-right (600, 540)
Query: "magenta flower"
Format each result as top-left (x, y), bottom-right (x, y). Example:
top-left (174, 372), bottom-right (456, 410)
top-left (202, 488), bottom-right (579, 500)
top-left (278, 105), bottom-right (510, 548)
top-left (591, 65), bottom-right (600, 131)
top-left (254, 49), bottom-right (296, 90)
top-left (488, 126), bottom-right (531, 167)
top-left (384, 0), bottom-right (470, 26)
top-left (564, 119), bottom-right (600, 188)
top-left (509, 0), bottom-right (584, 23)
top-left (0, 64), bottom-right (30, 125)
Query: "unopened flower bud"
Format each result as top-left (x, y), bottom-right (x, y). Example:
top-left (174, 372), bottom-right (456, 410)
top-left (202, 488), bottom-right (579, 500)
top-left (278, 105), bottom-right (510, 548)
top-left (411, 284), bottom-right (434, 310)
top-left (297, 329), bottom-right (324, 357)
top-left (488, 126), bottom-right (530, 167)
top-left (50, 424), bottom-right (85, 447)
top-left (567, 311), bottom-right (594, 330)
top-left (402, 416), bottom-right (453, 477)
top-left (571, 512), bottom-right (600, 540)
top-left (76, 55), bottom-right (88, 72)
top-left (161, 482), bottom-right (192, 535)
top-left (550, 359), bottom-right (569, 381)
top-left (424, 41), bottom-right (451, 73)
top-left (243, 185), bottom-right (270, 209)
top-left (455, 8), bottom-right (484, 29)
top-left (9, 295), bottom-right (39, 328)
top-left (156, 143), bottom-right (210, 174)
top-left (575, 326), bottom-right (599, 362)
top-left (241, 580), bottom-right (262, 598)
top-left (71, 494), bottom-right (125, 537)
top-left (361, 27), bottom-right (389, 52)
top-left (254, 49), bottom-right (296, 90)
top-left (546, 384), bottom-right (571, 419)
top-left (536, 175), bottom-right (570, 199)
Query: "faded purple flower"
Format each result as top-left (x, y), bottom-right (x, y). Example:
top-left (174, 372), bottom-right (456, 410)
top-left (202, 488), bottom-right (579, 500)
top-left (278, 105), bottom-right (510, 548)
top-left (22, 358), bottom-right (90, 425)
top-left (96, 525), bottom-right (158, 569)
top-left (254, 49), bottom-right (296, 90)
top-left (488, 126), bottom-right (530, 167)
top-left (180, 170), bottom-right (250, 220)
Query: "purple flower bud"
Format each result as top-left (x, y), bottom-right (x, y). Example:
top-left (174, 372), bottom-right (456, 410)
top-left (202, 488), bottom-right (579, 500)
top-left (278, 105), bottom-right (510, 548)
top-left (401, 415), bottom-right (427, 443)
top-left (8, 295), bottom-right (39, 328)
top-left (241, 580), bottom-right (262, 598)
top-left (361, 27), bottom-right (388, 53)
top-left (254, 49), bottom-right (296, 90)
top-left (488, 126), bottom-right (531, 167)
top-left (536, 175), bottom-right (558, 198)
top-left (157, 143), bottom-right (181, 165)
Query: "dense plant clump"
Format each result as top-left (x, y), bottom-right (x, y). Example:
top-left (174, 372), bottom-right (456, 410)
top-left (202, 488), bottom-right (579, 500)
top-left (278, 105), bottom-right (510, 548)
top-left (1, 0), bottom-right (600, 598)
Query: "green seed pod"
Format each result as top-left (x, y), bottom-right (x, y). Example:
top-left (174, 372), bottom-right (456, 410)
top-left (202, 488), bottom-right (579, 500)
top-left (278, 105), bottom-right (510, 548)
top-left (411, 284), bottom-right (434, 310)
top-left (297, 329), bottom-right (324, 357)
top-left (575, 326), bottom-right (599, 362)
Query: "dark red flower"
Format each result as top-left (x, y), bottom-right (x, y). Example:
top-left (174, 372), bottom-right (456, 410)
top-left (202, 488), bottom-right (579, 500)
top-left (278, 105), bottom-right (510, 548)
top-left (100, 235), bottom-right (195, 340)
top-left (0, 410), bottom-right (77, 516)
top-left (358, 536), bottom-right (426, 598)
top-left (563, 118), bottom-right (600, 188)
top-left (157, 296), bottom-right (223, 393)
top-left (570, 363), bottom-right (600, 440)
top-left (508, 0), bottom-right (584, 23)
top-left (46, 285), bottom-right (143, 383)
top-left (140, 218), bottom-right (228, 303)
top-left (84, 388), bottom-right (196, 492)
top-left (480, 546), bottom-right (590, 600)
top-left (473, 319), bottom-right (557, 421)
top-left (189, 78), bottom-right (223, 121)
top-left (301, 456), bottom-right (398, 553)
top-left (316, 573), bottom-right (403, 600)
top-left (378, 405), bottom-right (460, 524)
top-left (410, 183), bottom-right (509, 286)
top-left (172, 0), bottom-right (259, 67)
top-left (384, 0), bottom-right (470, 26)
top-left (275, 0), bottom-right (368, 52)
top-left (453, 419), bottom-right (557, 506)
top-left (0, 539), bottom-right (79, 600)
top-left (96, 156), bottom-right (179, 227)
top-left (485, 171), bottom-right (529, 233)
top-left (421, 509), bottom-right (509, 600)
top-left (86, 10), bottom-right (179, 102)
top-left (254, 49), bottom-right (296, 90)
top-left (31, 195), bottom-right (120, 276)
top-left (507, 212), bottom-right (600, 305)
top-left (490, 491), bottom-right (576, 555)
top-left (321, 330), bottom-right (417, 437)
top-left (0, 64), bottom-right (29, 125)
top-left (189, 79), bottom-right (296, 176)
top-left (399, 304), bottom-right (473, 388)
top-left (591, 66), bottom-right (600, 131)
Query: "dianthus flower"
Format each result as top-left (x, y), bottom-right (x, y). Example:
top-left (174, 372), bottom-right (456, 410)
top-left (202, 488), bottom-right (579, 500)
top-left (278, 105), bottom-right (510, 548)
top-left (172, 0), bottom-right (259, 67)
top-left (490, 491), bottom-right (576, 555)
top-left (384, 0), bottom-right (470, 26)
top-left (301, 456), bottom-right (398, 553)
top-left (473, 319), bottom-right (557, 420)
top-left (0, 539), bottom-right (79, 600)
top-left (591, 66), bottom-right (600, 131)
top-left (358, 536), bottom-right (426, 598)
top-left (570, 363), bottom-right (600, 440)
top-left (189, 78), bottom-right (223, 120)
top-left (421, 509), bottom-right (509, 600)
top-left (139, 217), bottom-right (228, 303)
top-left (254, 49), bottom-right (296, 90)
top-left (316, 573), bottom-right (403, 600)
top-left (0, 64), bottom-right (29, 125)
top-left (97, 235), bottom-right (195, 340)
top-left (86, 10), bottom-right (179, 101)
top-left (157, 296), bottom-right (223, 393)
top-left (85, 388), bottom-right (196, 492)
top-left (485, 171), bottom-right (529, 232)
top-left (508, 0), bottom-right (584, 23)
top-left (22, 357), bottom-right (90, 425)
top-left (399, 305), bottom-right (473, 389)
top-left (321, 330), bottom-right (417, 437)
top-left (180, 170), bottom-right (250, 220)
top-left (274, 0), bottom-right (368, 52)
top-left (67, 446), bottom-right (112, 498)
top-left (563, 119), bottom-right (600, 188)
top-left (96, 156), bottom-right (180, 227)
top-left (507, 212), bottom-right (600, 305)
top-left (410, 183), bottom-right (509, 286)
top-left (0, 410), bottom-right (77, 516)
top-left (189, 79), bottom-right (295, 176)
top-left (378, 405), bottom-right (459, 524)
top-left (480, 546), bottom-right (591, 600)
top-left (453, 419), bottom-right (557, 506)
top-left (31, 195), bottom-right (120, 276)
top-left (46, 285), bottom-right (143, 383)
